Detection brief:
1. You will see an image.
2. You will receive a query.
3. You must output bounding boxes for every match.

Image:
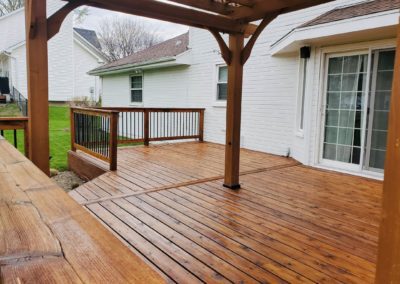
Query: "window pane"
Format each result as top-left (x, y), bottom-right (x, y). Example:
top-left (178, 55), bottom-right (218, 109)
top-left (338, 128), bottom-right (353, 146)
top-left (323, 143), bottom-right (336, 160)
top-left (218, 66), bottom-right (228, 82)
top-left (217, 83), bottom-right (227, 100)
top-left (326, 92), bottom-right (340, 109)
top-left (324, 127), bottom-right (337, 144)
top-left (343, 56), bottom-right (360, 73)
top-left (131, 90), bottom-right (142, 102)
top-left (327, 75), bottom-right (341, 92)
top-left (328, 57), bottom-right (343, 74)
top-left (325, 110), bottom-right (339, 126)
top-left (340, 92), bottom-right (356, 109)
top-left (131, 76), bottom-right (142, 89)
top-left (378, 50), bottom-right (395, 71)
top-left (371, 130), bottom-right (388, 151)
top-left (369, 150), bottom-right (386, 169)
top-left (376, 71), bottom-right (393, 91)
top-left (339, 110), bottom-right (355, 128)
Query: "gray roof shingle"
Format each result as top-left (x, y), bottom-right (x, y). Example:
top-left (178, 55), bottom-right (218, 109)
top-left (90, 32), bottom-right (189, 74)
top-left (301, 0), bottom-right (400, 28)
top-left (74, 28), bottom-right (102, 50)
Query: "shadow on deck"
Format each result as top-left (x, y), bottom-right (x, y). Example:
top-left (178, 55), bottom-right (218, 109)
top-left (70, 142), bottom-right (382, 283)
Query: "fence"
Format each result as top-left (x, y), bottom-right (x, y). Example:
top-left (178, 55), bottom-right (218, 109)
top-left (10, 87), bottom-right (28, 116)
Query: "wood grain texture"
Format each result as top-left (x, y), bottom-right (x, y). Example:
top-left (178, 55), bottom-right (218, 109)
top-left (375, 21), bottom-right (400, 284)
top-left (70, 142), bottom-right (382, 283)
top-left (0, 139), bottom-right (164, 283)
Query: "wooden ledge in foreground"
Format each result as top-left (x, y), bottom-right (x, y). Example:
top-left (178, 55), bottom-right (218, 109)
top-left (0, 136), bottom-right (164, 283)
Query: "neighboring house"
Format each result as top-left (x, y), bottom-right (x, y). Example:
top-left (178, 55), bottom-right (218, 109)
top-left (0, 1), bottom-right (106, 102)
top-left (90, 0), bottom-right (400, 180)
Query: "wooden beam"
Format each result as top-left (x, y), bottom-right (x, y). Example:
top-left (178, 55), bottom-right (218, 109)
top-left (224, 34), bottom-right (244, 189)
top-left (209, 29), bottom-right (231, 65)
top-left (47, 1), bottom-right (84, 40)
top-left (167, 0), bottom-right (234, 15)
top-left (241, 13), bottom-right (278, 64)
top-left (375, 22), bottom-right (400, 284)
top-left (230, 0), bottom-right (333, 22)
top-left (72, 0), bottom-right (253, 35)
top-left (25, 0), bottom-right (50, 175)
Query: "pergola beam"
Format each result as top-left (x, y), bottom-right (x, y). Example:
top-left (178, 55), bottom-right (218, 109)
top-left (230, 0), bottom-right (334, 21)
top-left (167, 0), bottom-right (234, 15)
top-left (66, 0), bottom-right (254, 35)
top-left (47, 1), bottom-right (84, 40)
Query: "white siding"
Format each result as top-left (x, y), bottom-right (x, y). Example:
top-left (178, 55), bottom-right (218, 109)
top-left (0, 0), bottom-right (102, 102)
top-left (100, 0), bottom-right (382, 166)
top-left (73, 40), bottom-right (103, 101)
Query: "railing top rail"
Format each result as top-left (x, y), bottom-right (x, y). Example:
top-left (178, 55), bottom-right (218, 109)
top-left (97, 107), bottom-right (206, 112)
top-left (71, 106), bottom-right (119, 116)
top-left (0, 117), bottom-right (29, 121)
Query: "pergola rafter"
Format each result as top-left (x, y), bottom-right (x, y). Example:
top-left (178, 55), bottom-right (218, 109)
top-left (24, 1), bottom-right (400, 282)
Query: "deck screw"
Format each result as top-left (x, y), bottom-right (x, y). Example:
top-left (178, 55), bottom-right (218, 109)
top-left (396, 138), bottom-right (400, 148)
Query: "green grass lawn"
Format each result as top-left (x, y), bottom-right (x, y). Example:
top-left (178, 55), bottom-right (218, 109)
top-left (1, 105), bottom-right (71, 171)
top-left (0, 103), bottom-right (21, 117)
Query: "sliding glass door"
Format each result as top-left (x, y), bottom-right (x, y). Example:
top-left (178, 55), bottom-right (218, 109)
top-left (323, 53), bottom-right (368, 166)
top-left (322, 48), bottom-right (395, 173)
top-left (364, 49), bottom-right (395, 171)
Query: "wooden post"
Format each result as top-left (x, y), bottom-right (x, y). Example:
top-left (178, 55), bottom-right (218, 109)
top-left (199, 110), bottom-right (205, 142)
top-left (375, 22), bottom-right (400, 284)
top-left (25, 0), bottom-right (50, 175)
top-left (224, 34), bottom-right (244, 189)
top-left (70, 108), bottom-right (76, 152)
top-left (144, 110), bottom-right (150, 146)
top-left (109, 112), bottom-right (119, 171)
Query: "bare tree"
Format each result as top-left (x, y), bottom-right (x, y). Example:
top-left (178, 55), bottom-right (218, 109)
top-left (0, 0), bottom-right (24, 16)
top-left (98, 17), bottom-right (162, 62)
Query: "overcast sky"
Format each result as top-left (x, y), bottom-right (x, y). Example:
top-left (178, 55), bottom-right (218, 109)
top-left (75, 7), bottom-right (189, 41)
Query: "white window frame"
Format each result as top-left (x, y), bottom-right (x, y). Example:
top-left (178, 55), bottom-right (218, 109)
top-left (216, 64), bottom-right (228, 102)
top-left (130, 74), bottom-right (143, 104)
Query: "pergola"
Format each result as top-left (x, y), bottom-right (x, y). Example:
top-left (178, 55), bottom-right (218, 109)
top-left (25, 0), bottom-right (399, 282)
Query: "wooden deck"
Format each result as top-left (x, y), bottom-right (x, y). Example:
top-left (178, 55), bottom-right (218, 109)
top-left (70, 142), bottom-right (383, 283)
top-left (0, 137), bottom-right (163, 283)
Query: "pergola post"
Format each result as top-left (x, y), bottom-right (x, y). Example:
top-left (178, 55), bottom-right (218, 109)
top-left (25, 0), bottom-right (50, 175)
top-left (375, 21), bottom-right (400, 283)
top-left (224, 34), bottom-right (244, 189)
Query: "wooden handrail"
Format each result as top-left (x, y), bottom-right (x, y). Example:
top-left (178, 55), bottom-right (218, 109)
top-left (70, 107), bottom-right (205, 170)
top-left (70, 108), bottom-right (119, 170)
top-left (0, 117), bottom-right (29, 157)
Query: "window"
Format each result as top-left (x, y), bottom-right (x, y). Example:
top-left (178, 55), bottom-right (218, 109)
top-left (217, 65), bottom-right (227, 100)
top-left (297, 58), bottom-right (307, 132)
top-left (130, 75), bottom-right (143, 103)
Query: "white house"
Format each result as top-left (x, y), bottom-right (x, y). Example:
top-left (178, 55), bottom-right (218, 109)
top-left (90, 0), bottom-right (399, 180)
top-left (0, 0), bottom-right (106, 102)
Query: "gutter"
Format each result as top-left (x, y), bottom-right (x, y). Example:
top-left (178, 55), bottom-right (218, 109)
top-left (88, 56), bottom-right (177, 76)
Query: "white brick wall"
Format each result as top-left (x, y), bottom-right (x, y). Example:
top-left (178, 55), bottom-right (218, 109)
top-left (100, 0), bottom-right (384, 166)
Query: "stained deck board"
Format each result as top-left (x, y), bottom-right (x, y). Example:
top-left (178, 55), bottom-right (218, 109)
top-left (0, 138), bottom-right (164, 283)
top-left (70, 142), bottom-right (382, 283)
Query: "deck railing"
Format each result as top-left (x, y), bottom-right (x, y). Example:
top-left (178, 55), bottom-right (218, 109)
top-left (70, 107), bottom-right (205, 170)
top-left (0, 117), bottom-right (29, 157)
top-left (100, 107), bottom-right (205, 145)
top-left (70, 107), bottom-right (119, 170)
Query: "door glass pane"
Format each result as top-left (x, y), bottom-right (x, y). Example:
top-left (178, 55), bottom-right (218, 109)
top-left (367, 50), bottom-right (395, 170)
top-left (323, 54), bottom-right (368, 165)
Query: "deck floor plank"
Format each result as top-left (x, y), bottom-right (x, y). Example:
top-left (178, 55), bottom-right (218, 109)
top-left (70, 142), bottom-right (382, 283)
